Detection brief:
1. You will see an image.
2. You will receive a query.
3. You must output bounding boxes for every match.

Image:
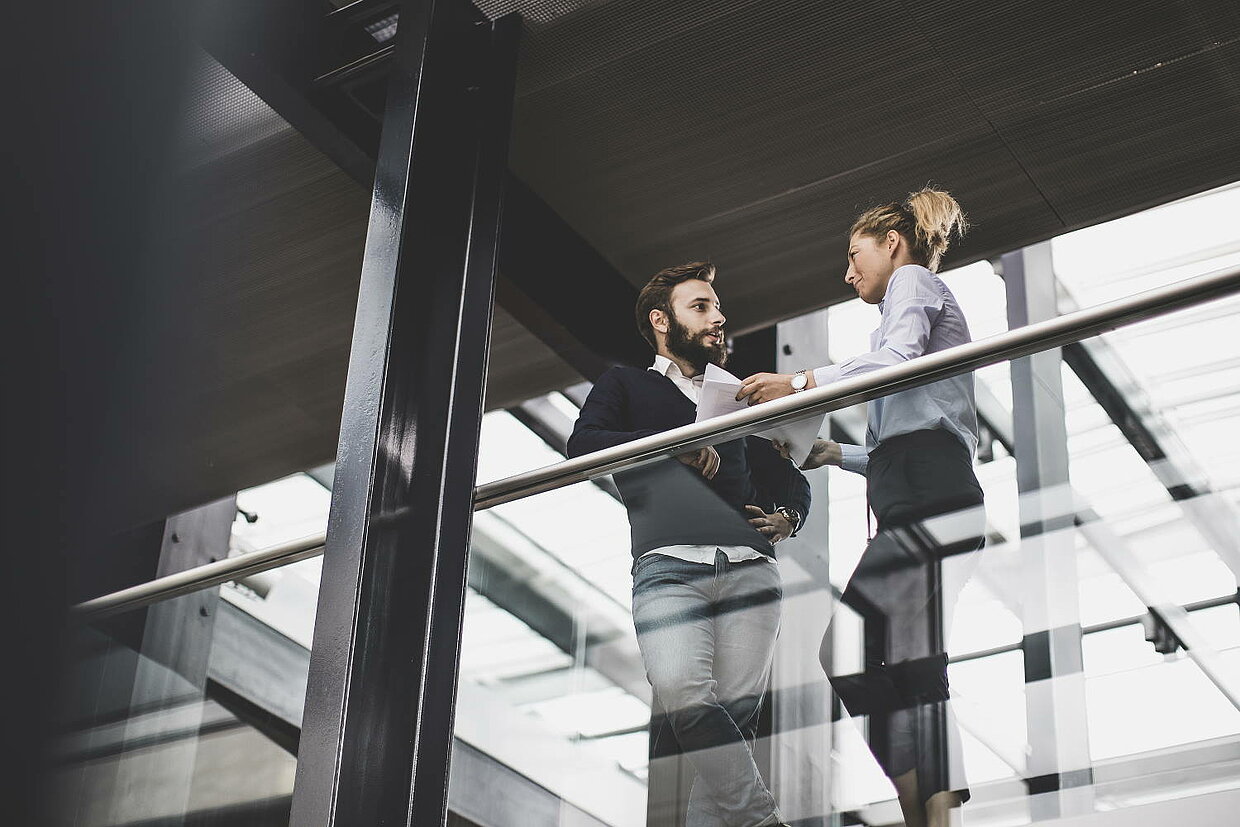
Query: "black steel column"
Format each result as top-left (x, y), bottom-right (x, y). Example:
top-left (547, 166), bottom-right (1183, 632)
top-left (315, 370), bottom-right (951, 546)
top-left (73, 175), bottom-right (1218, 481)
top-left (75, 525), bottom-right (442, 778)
top-left (291, 2), bottom-right (520, 824)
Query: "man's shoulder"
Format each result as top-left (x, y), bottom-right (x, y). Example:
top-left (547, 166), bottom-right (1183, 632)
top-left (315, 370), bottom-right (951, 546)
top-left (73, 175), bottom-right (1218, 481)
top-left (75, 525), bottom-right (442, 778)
top-left (597, 364), bottom-right (657, 386)
top-left (583, 366), bottom-right (662, 405)
top-left (591, 365), bottom-right (686, 415)
top-left (602, 364), bottom-right (651, 376)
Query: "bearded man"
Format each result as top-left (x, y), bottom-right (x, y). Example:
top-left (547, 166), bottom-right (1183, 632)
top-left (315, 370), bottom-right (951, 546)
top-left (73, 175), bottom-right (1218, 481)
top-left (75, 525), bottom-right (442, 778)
top-left (568, 262), bottom-right (809, 827)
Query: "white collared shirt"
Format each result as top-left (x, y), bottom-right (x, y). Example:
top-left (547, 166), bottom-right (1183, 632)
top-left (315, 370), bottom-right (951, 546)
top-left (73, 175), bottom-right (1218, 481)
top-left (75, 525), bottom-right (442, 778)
top-left (644, 355), bottom-right (768, 565)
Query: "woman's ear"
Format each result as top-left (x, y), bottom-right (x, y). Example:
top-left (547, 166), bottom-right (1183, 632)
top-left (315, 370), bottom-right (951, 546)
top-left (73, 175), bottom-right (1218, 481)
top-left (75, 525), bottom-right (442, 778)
top-left (886, 229), bottom-right (902, 256)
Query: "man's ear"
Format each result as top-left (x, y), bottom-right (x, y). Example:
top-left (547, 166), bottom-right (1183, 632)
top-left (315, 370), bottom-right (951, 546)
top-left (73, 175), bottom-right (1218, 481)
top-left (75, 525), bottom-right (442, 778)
top-left (650, 308), bottom-right (669, 335)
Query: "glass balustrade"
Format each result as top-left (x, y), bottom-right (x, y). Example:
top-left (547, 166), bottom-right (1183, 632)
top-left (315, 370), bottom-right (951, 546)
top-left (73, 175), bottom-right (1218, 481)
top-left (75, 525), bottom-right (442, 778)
top-left (445, 269), bottom-right (1240, 825)
top-left (58, 187), bottom-right (1240, 825)
top-left (51, 590), bottom-right (303, 825)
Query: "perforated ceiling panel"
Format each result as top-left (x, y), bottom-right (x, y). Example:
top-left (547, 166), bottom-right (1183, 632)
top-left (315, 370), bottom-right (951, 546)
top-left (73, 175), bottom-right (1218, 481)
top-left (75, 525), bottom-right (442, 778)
top-left (500, 0), bottom-right (1240, 331)
top-left (128, 0), bottom-right (1240, 522)
top-left (175, 50), bottom-right (291, 170)
top-left (472, 0), bottom-right (615, 26)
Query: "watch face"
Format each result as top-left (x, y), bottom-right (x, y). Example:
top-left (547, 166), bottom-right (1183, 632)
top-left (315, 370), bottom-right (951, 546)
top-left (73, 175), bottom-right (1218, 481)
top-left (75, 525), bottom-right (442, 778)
top-left (791, 373), bottom-right (807, 390)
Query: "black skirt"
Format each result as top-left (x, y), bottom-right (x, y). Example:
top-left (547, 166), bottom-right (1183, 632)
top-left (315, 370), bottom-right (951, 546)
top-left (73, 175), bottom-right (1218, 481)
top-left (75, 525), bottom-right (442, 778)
top-left (868, 429), bottom-right (984, 535)
top-left (835, 428), bottom-right (985, 805)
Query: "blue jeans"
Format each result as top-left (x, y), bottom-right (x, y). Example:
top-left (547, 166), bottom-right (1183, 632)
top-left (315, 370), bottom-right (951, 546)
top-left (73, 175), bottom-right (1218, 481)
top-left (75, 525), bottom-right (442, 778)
top-left (632, 551), bottom-right (783, 827)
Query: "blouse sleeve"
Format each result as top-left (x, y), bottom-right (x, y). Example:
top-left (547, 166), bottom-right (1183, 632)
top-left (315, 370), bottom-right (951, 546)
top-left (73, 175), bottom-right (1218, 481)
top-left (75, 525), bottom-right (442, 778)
top-left (812, 267), bottom-right (944, 388)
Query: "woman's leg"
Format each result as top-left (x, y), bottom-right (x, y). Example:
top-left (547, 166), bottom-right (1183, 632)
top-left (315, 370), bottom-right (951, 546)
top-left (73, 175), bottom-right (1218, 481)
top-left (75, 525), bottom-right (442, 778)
top-left (821, 530), bottom-right (918, 799)
top-left (891, 769), bottom-right (927, 827)
top-left (925, 790), bottom-right (964, 827)
top-left (823, 525), bottom-right (973, 823)
top-left (829, 433), bottom-right (984, 823)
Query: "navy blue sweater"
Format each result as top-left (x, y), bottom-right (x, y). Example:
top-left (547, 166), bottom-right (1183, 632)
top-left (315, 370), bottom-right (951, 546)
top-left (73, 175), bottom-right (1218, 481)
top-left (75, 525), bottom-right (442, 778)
top-left (567, 366), bottom-right (812, 559)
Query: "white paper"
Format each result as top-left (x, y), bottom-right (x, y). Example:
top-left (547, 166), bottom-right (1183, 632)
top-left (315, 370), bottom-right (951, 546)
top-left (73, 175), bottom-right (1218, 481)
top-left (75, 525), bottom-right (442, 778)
top-left (695, 363), bottom-right (825, 466)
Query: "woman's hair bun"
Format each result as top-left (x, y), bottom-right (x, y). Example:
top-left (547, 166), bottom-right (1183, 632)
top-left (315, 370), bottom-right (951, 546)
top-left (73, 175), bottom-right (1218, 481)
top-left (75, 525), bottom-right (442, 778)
top-left (903, 188), bottom-right (968, 271)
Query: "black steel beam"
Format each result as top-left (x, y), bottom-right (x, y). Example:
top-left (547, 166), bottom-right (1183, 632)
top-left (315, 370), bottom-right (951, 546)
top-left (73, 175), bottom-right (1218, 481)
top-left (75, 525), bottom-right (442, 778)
top-left (197, 0), bottom-right (650, 384)
top-left (196, 0), bottom-right (379, 188)
top-left (206, 678), bottom-right (302, 755)
top-left (468, 553), bottom-right (600, 656)
top-left (1062, 341), bottom-right (1200, 500)
top-left (497, 177), bottom-right (647, 376)
top-left (290, 3), bottom-right (520, 824)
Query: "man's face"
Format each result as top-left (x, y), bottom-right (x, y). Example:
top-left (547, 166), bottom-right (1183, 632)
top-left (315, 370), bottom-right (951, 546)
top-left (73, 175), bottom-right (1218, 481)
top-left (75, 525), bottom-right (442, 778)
top-left (663, 280), bottom-right (727, 369)
top-left (844, 232), bottom-right (896, 305)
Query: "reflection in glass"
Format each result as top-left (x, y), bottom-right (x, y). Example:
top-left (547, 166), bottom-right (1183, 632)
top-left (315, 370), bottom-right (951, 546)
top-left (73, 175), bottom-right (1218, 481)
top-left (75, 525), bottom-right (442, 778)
top-left (51, 593), bottom-right (301, 826)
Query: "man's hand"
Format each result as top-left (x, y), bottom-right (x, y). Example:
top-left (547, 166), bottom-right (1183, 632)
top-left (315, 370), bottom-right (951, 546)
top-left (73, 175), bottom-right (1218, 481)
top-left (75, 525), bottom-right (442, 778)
top-left (677, 446), bottom-right (721, 479)
top-left (772, 437), bottom-right (843, 470)
top-left (745, 505), bottom-right (793, 543)
top-left (737, 372), bottom-right (795, 405)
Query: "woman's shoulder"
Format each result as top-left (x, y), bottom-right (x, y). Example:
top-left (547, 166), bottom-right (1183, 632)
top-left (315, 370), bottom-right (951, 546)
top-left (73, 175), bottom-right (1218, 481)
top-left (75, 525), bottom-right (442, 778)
top-left (891, 263), bottom-right (936, 284)
top-left (890, 264), bottom-right (948, 301)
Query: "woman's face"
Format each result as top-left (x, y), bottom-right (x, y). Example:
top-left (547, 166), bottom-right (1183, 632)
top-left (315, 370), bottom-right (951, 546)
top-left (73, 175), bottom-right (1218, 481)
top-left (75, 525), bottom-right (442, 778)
top-left (844, 232), bottom-right (896, 304)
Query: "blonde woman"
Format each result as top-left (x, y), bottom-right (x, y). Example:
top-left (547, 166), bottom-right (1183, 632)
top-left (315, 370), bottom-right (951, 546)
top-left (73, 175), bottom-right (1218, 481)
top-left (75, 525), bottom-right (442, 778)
top-left (739, 189), bottom-right (985, 827)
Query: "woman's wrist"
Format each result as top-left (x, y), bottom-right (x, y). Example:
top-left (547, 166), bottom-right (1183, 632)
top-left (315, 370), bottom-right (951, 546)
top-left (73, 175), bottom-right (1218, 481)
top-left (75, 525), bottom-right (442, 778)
top-left (824, 439), bottom-right (843, 465)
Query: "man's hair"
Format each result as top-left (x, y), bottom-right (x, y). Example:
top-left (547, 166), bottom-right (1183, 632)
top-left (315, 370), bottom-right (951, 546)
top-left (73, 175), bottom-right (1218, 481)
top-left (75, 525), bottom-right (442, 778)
top-left (635, 261), bottom-right (716, 350)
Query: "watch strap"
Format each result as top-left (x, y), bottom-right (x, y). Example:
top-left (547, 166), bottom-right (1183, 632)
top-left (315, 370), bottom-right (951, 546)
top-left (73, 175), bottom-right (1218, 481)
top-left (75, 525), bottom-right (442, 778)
top-left (776, 506), bottom-right (802, 537)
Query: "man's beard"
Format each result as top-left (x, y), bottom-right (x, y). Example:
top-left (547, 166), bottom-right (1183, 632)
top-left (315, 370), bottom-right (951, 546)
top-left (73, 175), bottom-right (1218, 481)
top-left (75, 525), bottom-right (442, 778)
top-left (667, 313), bottom-right (727, 372)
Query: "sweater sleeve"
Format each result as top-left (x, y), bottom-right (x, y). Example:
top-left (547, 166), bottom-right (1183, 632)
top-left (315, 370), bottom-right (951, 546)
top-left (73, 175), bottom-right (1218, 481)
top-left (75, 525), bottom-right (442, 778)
top-left (567, 369), bottom-right (661, 458)
top-left (745, 437), bottom-right (812, 522)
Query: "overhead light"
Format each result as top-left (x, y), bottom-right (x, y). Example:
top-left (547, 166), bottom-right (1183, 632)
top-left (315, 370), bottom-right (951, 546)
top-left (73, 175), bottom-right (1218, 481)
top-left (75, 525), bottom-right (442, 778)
top-left (364, 13), bottom-right (398, 43)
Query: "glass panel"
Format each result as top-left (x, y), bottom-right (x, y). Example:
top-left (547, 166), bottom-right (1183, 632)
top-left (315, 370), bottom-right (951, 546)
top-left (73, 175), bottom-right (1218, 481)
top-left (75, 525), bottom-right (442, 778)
top-left (224, 473), bottom-right (327, 649)
top-left (451, 254), bottom-right (1240, 825)
top-left (1086, 656), bottom-right (1240, 761)
top-left (457, 479), bottom-right (652, 825)
top-left (53, 481), bottom-right (327, 826)
top-left (51, 589), bottom-right (305, 825)
top-left (1052, 182), bottom-right (1240, 306)
top-left (65, 190), bottom-right (1240, 824)
top-left (457, 373), bottom-right (995, 826)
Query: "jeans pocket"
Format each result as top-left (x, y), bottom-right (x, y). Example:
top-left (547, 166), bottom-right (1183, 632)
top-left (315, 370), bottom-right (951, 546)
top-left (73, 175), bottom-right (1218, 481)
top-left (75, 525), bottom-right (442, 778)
top-left (631, 552), bottom-right (663, 580)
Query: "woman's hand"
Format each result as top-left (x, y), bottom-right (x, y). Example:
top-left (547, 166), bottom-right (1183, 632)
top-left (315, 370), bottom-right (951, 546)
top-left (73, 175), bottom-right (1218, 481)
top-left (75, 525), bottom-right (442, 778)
top-left (745, 505), bottom-right (793, 543)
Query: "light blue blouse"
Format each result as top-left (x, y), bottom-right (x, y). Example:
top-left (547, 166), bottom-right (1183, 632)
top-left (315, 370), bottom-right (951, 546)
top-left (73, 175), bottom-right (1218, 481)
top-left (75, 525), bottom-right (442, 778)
top-left (812, 264), bottom-right (979, 476)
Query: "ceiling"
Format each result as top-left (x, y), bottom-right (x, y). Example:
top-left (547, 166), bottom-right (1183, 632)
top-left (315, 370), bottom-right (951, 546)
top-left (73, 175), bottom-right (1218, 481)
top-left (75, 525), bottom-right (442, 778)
top-left (123, 0), bottom-right (1240, 528)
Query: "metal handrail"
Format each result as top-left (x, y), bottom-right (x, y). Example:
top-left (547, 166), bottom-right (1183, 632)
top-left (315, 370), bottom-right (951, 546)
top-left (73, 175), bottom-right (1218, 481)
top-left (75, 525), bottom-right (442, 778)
top-left (74, 534), bottom-right (326, 620)
top-left (475, 262), bottom-right (1240, 507)
top-left (71, 263), bottom-right (1240, 620)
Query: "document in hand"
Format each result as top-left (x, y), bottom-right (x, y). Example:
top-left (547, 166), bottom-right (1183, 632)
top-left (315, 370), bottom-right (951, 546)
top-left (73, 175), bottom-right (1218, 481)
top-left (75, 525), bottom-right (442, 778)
top-left (695, 363), bottom-right (826, 467)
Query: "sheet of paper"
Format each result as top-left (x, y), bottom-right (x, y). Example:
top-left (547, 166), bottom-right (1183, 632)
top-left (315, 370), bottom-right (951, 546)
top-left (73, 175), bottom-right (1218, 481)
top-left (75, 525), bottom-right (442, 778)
top-left (695, 363), bottom-right (825, 466)
top-left (696, 363), bottom-right (750, 420)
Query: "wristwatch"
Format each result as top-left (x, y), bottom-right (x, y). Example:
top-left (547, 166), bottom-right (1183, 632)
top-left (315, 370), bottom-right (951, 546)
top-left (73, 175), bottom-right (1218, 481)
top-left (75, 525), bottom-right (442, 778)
top-left (775, 506), bottom-right (803, 537)
top-left (790, 370), bottom-right (808, 392)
